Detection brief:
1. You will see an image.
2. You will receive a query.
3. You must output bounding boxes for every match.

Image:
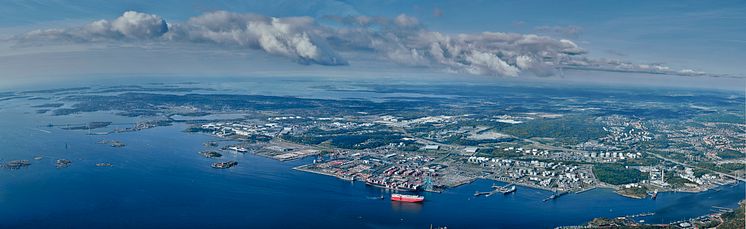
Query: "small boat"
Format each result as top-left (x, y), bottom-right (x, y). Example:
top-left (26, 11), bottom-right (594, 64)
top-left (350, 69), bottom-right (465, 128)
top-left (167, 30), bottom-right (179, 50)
top-left (391, 194), bottom-right (424, 203)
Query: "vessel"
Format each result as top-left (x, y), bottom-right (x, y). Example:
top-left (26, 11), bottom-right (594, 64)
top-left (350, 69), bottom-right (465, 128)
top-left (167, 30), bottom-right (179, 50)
top-left (493, 184), bottom-right (516, 194)
top-left (500, 185), bottom-right (516, 194)
top-left (391, 194), bottom-right (424, 203)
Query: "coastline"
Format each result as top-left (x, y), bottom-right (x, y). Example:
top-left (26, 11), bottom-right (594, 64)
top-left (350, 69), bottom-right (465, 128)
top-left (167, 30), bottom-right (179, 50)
top-left (294, 162), bottom-right (742, 200)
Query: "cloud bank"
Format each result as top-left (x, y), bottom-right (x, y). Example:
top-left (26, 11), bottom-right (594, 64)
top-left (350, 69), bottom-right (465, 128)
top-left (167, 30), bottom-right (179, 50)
top-left (14, 11), bottom-right (726, 78)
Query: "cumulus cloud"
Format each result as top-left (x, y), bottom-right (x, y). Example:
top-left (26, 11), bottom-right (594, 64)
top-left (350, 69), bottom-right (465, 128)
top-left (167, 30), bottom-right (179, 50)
top-left (111, 11), bottom-right (169, 39)
top-left (14, 11), bottom-right (724, 78)
top-left (173, 11), bottom-right (346, 65)
top-left (322, 15), bottom-right (587, 76)
top-left (19, 11), bottom-right (168, 42)
top-left (18, 11), bottom-right (345, 65)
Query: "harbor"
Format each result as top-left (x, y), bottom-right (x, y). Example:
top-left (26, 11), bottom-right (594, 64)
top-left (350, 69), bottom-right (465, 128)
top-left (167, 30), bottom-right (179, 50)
top-left (0, 120), bottom-right (743, 228)
top-left (1, 85), bottom-right (744, 228)
top-left (474, 183), bottom-right (517, 197)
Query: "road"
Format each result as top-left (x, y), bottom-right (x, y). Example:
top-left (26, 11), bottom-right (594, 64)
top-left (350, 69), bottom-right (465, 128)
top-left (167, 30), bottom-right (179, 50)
top-left (648, 152), bottom-right (746, 182)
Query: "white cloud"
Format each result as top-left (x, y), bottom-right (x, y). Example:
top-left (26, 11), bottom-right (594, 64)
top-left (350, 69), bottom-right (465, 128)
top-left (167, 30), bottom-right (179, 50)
top-left (463, 51), bottom-right (520, 76)
top-left (111, 11), bottom-right (169, 39)
top-left (394, 14), bottom-right (420, 27)
top-left (18, 11), bottom-right (168, 42)
top-left (12, 11), bottom-right (725, 78)
top-left (515, 55), bottom-right (533, 69)
top-left (176, 12), bottom-right (345, 65)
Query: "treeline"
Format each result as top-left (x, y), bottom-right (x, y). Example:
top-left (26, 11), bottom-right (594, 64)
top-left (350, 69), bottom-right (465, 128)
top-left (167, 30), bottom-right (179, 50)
top-left (498, 116), bottom-right (606, 145)
top-left (697, 162), bottom-right (745, 175)
top-left (441, 135), bottom-right (515, 146)
top-left (694, 113), bottom-right (744, 124)
top-left (592, 164), bottom-right (649, 185)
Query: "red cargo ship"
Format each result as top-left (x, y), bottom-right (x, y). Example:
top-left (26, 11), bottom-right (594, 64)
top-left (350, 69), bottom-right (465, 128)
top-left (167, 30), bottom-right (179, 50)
top-left (391, 194), bottom-right (424, 203)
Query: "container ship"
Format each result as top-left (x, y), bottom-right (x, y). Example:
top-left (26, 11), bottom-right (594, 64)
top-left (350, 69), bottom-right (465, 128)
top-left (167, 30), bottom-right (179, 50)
top-left (391, 194), bottom-right (424, 203)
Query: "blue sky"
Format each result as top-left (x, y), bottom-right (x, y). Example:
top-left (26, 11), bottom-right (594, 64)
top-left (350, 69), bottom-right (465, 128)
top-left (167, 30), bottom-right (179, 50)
top-left (0, 0), bottom-right (743, 89)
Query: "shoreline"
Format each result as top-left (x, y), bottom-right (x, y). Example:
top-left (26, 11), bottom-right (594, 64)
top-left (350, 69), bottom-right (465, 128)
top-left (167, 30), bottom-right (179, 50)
top-left (293, 162), bottom-right (741, 198)
top-left (203, 131), bottom-right (743, 198)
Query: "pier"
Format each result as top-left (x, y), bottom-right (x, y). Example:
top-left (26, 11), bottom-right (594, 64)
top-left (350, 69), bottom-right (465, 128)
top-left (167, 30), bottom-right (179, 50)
top-left (474, 183), bottom-right (516, 197)
top-left (624, 212), bottom-right (655, 218)
top-left (543, 191), bottom-right (568, 202)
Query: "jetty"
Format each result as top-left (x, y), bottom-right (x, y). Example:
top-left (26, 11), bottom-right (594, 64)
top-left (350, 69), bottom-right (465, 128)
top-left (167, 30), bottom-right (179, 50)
top-left (543, 191), bottom-right (568, 202)
top-left (474, 183), bottom-right (517, 197)
top-left (474, 191), bottom-right (491, 196)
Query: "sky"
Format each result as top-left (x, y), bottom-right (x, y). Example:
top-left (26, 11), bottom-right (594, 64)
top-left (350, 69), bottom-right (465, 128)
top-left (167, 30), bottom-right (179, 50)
top-left (0, 0), bottom-right (744, 90)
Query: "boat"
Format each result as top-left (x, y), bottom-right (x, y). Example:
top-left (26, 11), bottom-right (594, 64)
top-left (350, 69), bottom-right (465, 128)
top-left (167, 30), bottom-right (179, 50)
top-left (500, 185), bottom-right (516, 194)
top-left (492, 184), bottom-right (516, 194)
top-left (391, 194), bottom-right (424, 203)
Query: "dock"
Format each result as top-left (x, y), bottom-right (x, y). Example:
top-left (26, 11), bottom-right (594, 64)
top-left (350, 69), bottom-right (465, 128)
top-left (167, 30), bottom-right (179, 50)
top-left (543, 191), bottom-right (568, 202)
top-left (625, 212), bottom-right (655, 218)
top-left (492, 184), bottom-right (517, 194)
top-left (474, 183), bottom-right (517, 197)
top-left (474, 191), bottom-right (491, 196)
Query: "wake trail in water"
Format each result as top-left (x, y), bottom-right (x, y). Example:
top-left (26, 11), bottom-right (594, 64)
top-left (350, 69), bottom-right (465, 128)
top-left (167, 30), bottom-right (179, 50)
top-left (32, 128), bottom-right (52, 133)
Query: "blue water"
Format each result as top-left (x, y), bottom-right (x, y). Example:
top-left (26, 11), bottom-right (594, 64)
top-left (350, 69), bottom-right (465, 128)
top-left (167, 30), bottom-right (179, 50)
top-left (1, 95), bottom-right (744, 229)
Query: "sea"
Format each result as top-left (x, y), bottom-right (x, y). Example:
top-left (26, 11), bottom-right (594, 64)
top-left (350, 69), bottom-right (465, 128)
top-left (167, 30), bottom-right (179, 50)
top-left (0, 79), bottom-right (744, 228)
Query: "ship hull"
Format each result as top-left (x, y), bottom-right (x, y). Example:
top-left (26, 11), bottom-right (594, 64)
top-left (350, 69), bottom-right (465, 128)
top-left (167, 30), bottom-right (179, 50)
top-left (391, 194), bottom-right (424, 203)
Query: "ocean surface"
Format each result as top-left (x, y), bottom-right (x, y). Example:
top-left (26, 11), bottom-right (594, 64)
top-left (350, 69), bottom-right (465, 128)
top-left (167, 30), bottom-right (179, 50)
top-left (0, 86), bottom-right (744, 229)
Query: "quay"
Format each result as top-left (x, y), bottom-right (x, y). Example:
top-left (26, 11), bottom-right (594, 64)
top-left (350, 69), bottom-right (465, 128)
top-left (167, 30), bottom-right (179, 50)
top-left (474, 183), bottom-right (516, 197)
top-left (543, 191), bottom-right (568, 202)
